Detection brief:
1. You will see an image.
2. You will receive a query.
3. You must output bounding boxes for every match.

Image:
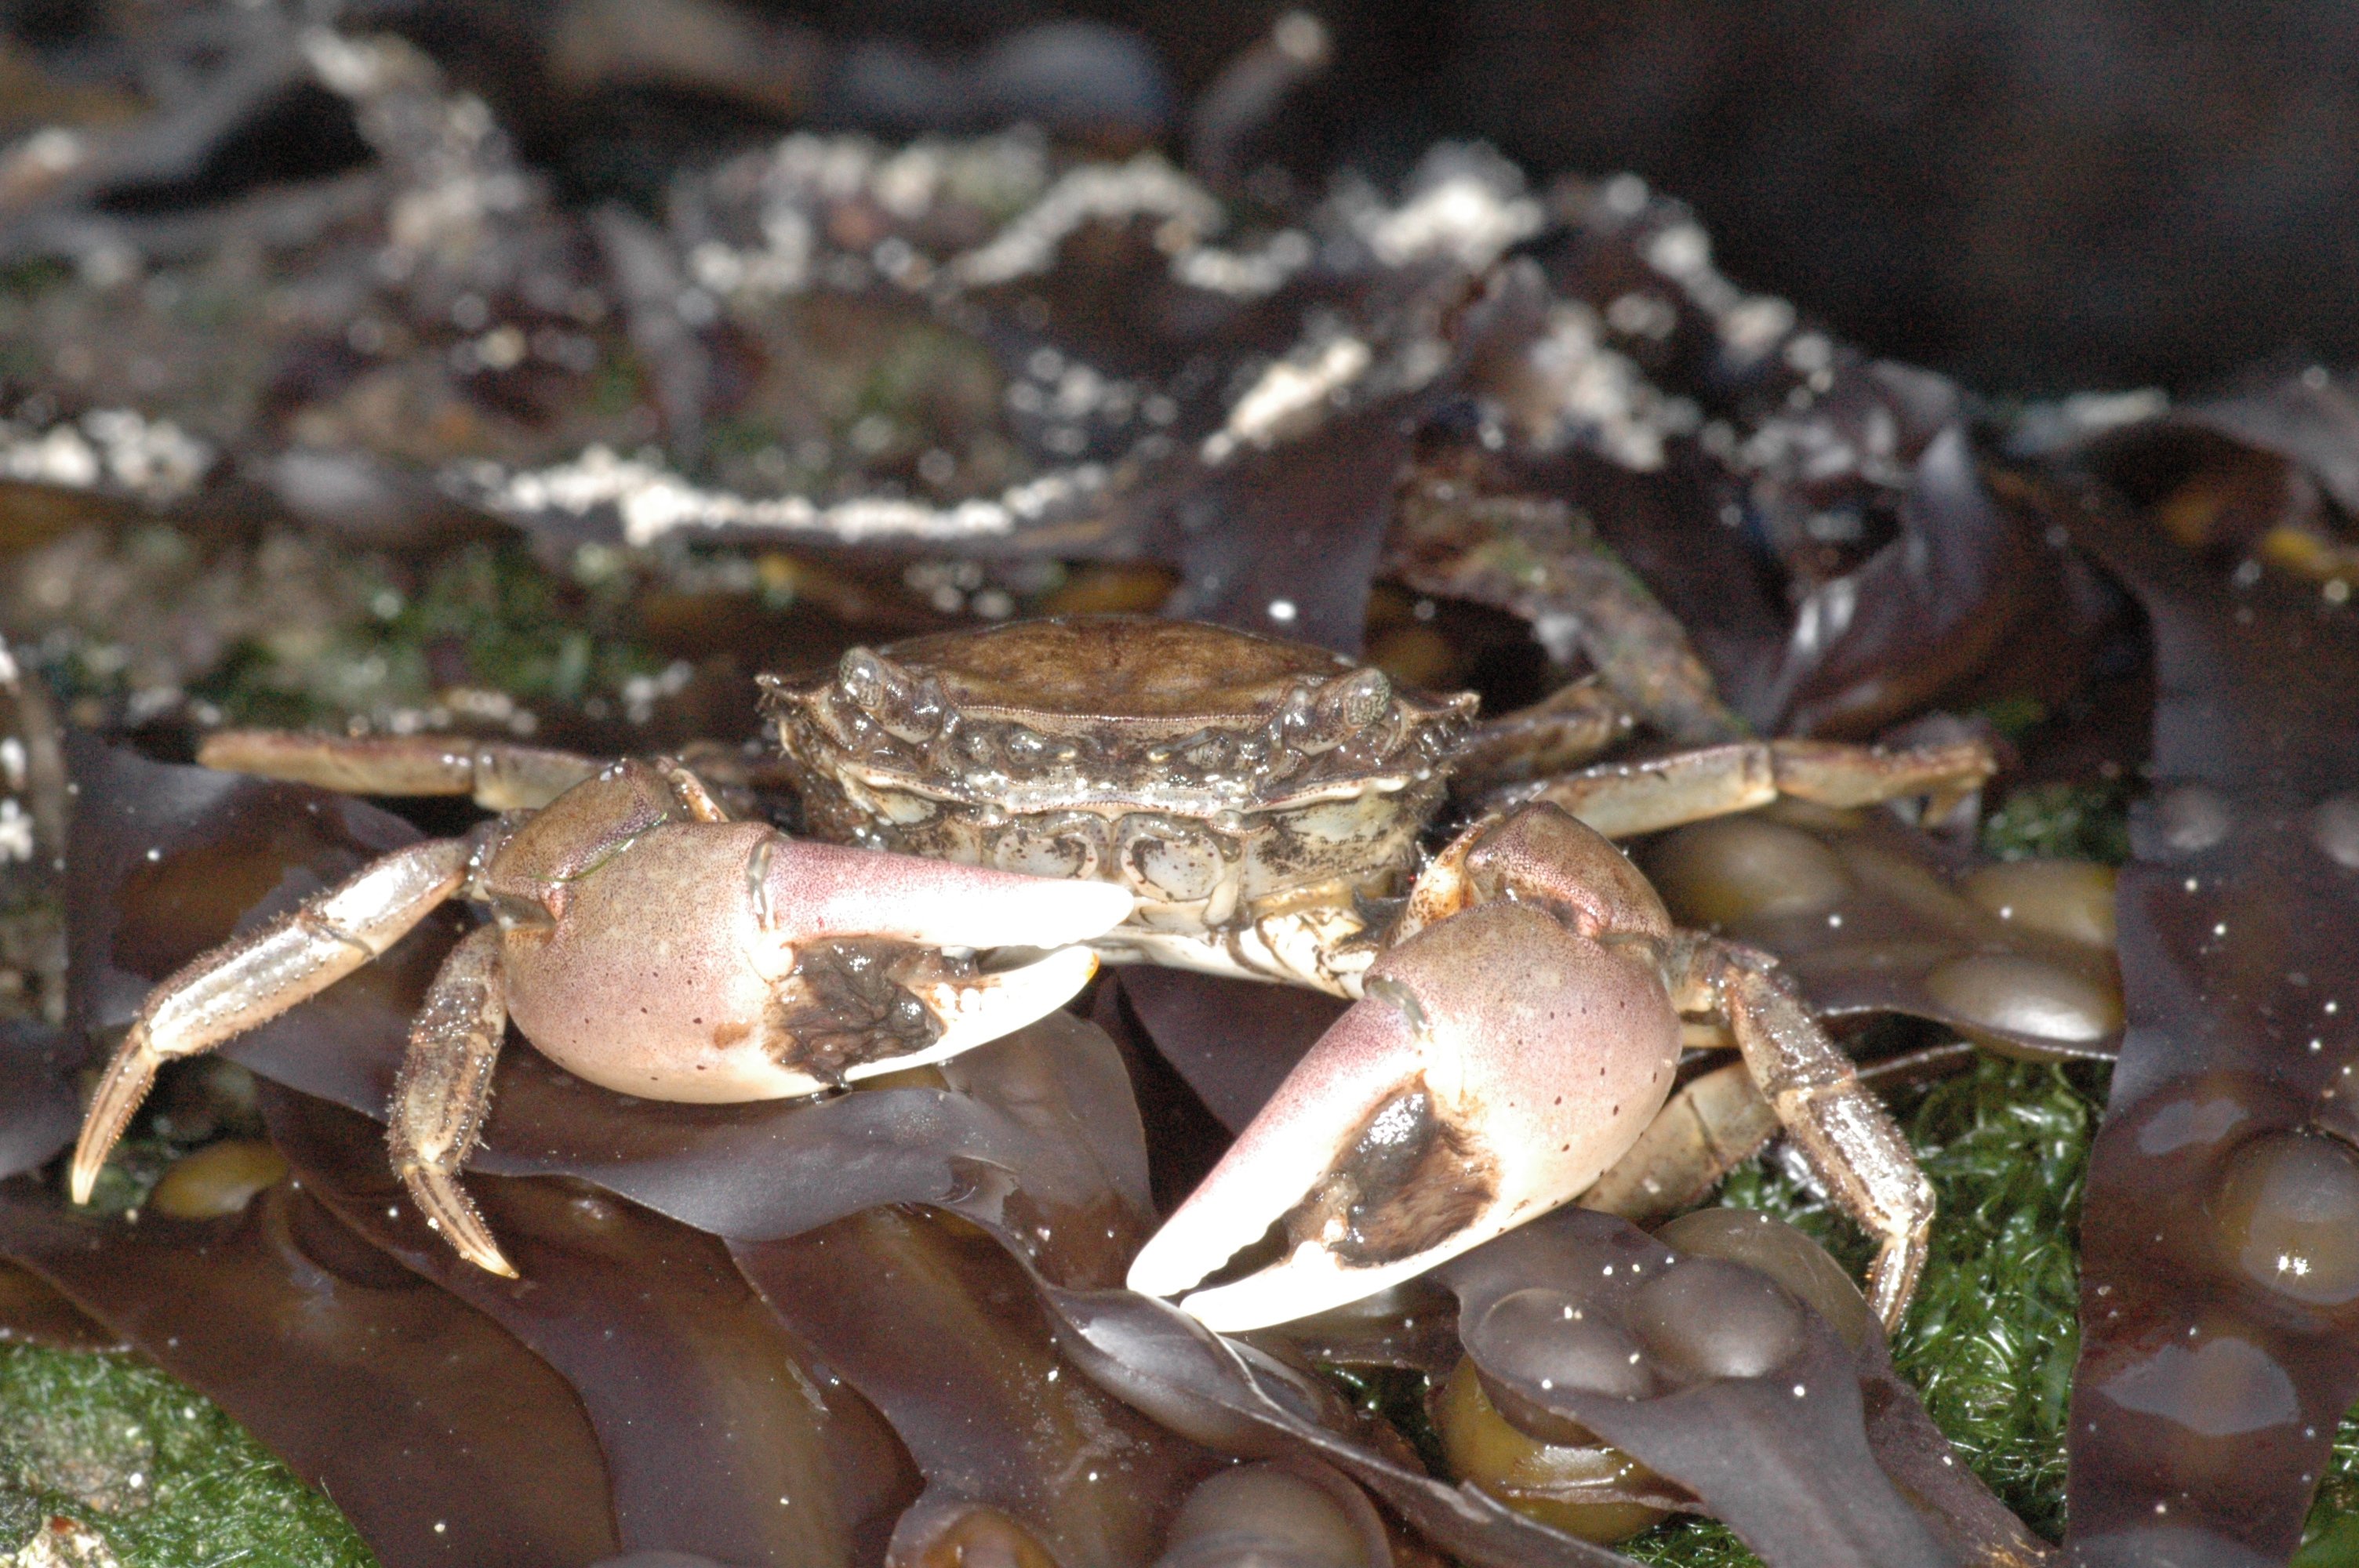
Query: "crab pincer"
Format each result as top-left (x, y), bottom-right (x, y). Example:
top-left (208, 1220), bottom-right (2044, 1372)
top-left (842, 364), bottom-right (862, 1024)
top-left (1127, 804), bottom-right (1933, 1334)
top-left (1129, 807), bottom-right (1687, 1331)
top-left (70, 757), bottom-right (1134, 1277)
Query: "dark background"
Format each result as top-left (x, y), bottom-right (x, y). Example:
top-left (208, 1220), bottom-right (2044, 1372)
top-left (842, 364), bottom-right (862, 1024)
top-left (9, 0), bottom-right (2357, 392)
top-left (409, 0), bottom-right (2359, 393)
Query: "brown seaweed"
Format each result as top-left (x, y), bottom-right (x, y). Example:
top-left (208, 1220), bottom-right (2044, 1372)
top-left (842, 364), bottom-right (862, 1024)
top-left (1030, 1275), bottom-right (1643, 1568)
top-left (0, 1022), bottom-right (76, 1181)
top-left (1441, 1207), bottom-right (1951, 1568)
top-left (2051, 432), bottom-right (2359, 1563)
top-left (267, 1082), bottom-right (921, 1568)
top-left (1641, 802), bottom-right (2124, 1065)
top-left (733, 1207), bottom-right (1223, 1567)
top-left (0, 1174), bottom-right (620, 1566)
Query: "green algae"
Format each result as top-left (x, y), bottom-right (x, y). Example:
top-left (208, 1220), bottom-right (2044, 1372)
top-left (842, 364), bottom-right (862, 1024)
top-left (0, 1344), bottom-right (373, 1568)
top-left (1981, 779), bottom-right (2137, 866)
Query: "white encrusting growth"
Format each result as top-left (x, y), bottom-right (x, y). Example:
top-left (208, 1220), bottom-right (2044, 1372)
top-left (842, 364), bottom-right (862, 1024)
top-left (1354, 148), bottom-right (1543, 270)
top-left (950, 154), bottom-right (1224, 288)
top-left (1520, 303), bottom-right (1700, 471)
top-left (1171, 228), bottom-right (1314, 297)
top-left (1202, 336), bottom-right (1373, 463)
top-left (0, 408), bottom-right (211, 503)
top-left (460, 446), bottom-right (1109, 547)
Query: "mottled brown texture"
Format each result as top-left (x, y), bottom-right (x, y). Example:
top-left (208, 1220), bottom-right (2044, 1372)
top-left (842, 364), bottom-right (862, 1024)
top-left (860, 617), bottom-right (1361, 718)
top-left (766, 616), bottom-right (1473, 984)
top-left (273, 1084), bottom-right (920, 1568)
top-left (2054, 420), bottom-right (2359, 1562)
top-left (0, 1177), bottom-right (621, 1568)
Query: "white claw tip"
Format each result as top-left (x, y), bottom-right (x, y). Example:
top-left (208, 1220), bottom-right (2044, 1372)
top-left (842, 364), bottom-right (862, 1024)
top-left (848, 945), bottom-right (1102, 1080)
top-left (1012, 879), bottom-right (1136, 948)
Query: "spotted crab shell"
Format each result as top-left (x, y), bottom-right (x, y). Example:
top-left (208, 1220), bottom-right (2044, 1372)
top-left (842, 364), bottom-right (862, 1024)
top-left (762, 616), bottom-right (1476, 968)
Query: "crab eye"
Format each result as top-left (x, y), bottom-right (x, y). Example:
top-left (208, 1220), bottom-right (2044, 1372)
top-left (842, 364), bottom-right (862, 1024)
top-left (1327, 667), bottom-right (1392, 730)
top-left (838, 648), bottom-right (891, 710)
top-left (834, 648), bottom-right (939, 742)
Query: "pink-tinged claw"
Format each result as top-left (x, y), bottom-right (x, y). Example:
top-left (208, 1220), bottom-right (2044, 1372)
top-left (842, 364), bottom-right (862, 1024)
top-left (1126, 901), bottom-right (1683, 1331)
top-left (505, 823), bottom-right (1129, 1103)
top-left (759, 838), bottom-right (1136, 952)
top-left (1125, 989), bottom-right (1426, 1322)
top-left (842, 945), bottom-right (1100, 1079)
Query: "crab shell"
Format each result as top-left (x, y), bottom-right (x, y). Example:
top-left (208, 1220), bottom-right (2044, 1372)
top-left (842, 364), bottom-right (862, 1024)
top-left (761, 616), bottom-right (1476, 993)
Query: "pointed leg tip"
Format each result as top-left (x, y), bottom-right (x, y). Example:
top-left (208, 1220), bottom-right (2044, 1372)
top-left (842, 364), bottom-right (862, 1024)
top-left (405, 1167), bottom-right (516, 1279)
top-left (445, 1221), bottom-right (518, 1279)
top-left (70, 1032), bottom-right (161, 1207)
top-left (469, 1249), bottom-right (521, 1280)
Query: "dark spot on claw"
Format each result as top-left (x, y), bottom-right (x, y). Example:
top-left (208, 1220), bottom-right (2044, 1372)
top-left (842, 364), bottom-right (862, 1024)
top-left (769, 937), bottom-right (958, 1080)
top-left (1281, 1087), bottom-right (1496, 1266)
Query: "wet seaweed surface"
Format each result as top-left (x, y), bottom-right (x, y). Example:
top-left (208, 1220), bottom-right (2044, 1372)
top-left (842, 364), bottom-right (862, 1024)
top-left (4, 5), bottom-right (2359, 1566)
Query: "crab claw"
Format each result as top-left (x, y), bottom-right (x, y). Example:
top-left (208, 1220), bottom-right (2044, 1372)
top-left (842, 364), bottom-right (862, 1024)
top-left (503, 826), bottom-right (1135, 1102)
top-left (772, 839), bottom-right (1136, 1076)
top-left (767, 836), bottom-right (1136, 953)
top-left (1125, 899), bottom-right (1682, 1331)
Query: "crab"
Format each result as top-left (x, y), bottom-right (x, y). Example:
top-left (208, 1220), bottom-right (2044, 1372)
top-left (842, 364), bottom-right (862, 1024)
top-left (73, 614), bottom-right (1991, 1334)
top-left (67, 754), bottom-right (1136, 1276)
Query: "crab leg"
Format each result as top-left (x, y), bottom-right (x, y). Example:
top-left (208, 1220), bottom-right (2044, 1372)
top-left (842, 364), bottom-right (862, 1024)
top-left (1579, 1058), bottom-right (1780, 1223)
top-left (1474, 735), bottom-right (1995, 839)
top-left (1668, 935), bottom-right (1934, 1329)
top-left (198, 730), bottom-right (603, 811)
top-left (1448, 674), bottom-right (1637, 785)
top-left (70, 836), bottom-right (476, 1203)
top-left (387, 924), bottom-right (514, 1277)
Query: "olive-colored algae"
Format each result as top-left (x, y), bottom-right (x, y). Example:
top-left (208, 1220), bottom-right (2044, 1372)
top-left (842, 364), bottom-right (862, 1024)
top-left (1980, 779), bottom-right (2136, 866)
top-left (0, 1345), bottom-right (375, 1568)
